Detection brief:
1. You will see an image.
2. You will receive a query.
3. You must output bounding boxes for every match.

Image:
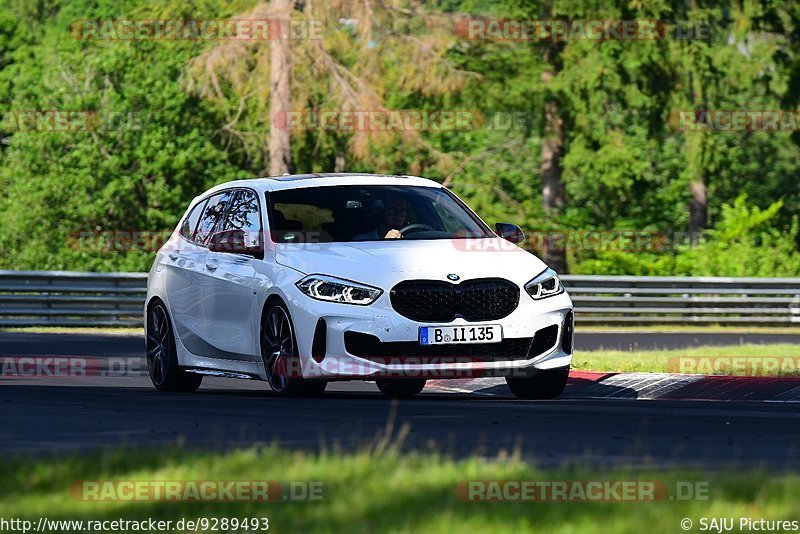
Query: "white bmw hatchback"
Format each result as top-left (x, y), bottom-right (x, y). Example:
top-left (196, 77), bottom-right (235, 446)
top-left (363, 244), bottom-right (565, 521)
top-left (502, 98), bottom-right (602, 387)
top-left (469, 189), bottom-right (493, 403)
top-left (145, 173), bottom-right (574, 399)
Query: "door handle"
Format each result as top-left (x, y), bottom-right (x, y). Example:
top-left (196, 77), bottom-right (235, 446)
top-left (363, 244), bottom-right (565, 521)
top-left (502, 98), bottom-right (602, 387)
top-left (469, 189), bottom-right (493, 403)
top-left (205, 259), bottom-right (218, 271)
top-left (168, 252), bottom-right (179, 261)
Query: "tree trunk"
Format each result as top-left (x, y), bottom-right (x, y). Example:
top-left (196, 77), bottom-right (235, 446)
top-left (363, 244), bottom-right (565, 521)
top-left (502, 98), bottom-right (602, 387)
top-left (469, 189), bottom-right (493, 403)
top-left (268, 0), bottom-right (293, 176)
top-left (541, 98), bottom-right (568, 273)
top-left (684, 59), bottom-right (708, 243)
top-left (685, 127), bottom-right (707, 243)
top-left (334, 152), bottom-right (346, 172)
top-left (688, 179), bottom-right (707, 242)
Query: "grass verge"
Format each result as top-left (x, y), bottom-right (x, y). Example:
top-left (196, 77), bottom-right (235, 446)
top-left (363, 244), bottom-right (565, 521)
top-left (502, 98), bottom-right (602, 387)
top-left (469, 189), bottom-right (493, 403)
top-left (577, 325), bottom-right (800, 334)
top-left (2, 446), bottom-right (799, 533)
top-left (573, 343), bottom-right (800, 375)
top-left (0, 327), bottom-right (144, 336)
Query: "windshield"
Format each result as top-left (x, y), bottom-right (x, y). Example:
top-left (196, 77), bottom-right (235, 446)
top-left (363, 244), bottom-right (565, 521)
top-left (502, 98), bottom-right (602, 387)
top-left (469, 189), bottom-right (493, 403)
top-left (267, 185), bottom-right (492, 243)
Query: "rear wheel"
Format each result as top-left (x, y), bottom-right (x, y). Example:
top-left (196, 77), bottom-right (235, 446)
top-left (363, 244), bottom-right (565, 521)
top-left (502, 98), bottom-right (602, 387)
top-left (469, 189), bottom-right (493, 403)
top-left (261, 302), bottom-right (327, 396)
top-left (506, 367), bottom-right (570, 400)
top-left (146, 302), bottom-right (202, 392)
top-left (376, 379), bottom-right (427, 398)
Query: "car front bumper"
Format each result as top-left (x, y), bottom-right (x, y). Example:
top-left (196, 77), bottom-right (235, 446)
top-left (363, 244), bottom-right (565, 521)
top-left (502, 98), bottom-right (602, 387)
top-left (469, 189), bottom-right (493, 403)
top-left (285, 283), bottom-right (574, 380)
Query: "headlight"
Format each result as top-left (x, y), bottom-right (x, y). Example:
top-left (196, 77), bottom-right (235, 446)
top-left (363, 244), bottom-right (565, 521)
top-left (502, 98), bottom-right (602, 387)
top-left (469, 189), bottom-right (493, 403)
top-left (296, 274), bottom-right (382, 305)
top-left (524, 268), bottom-right (564, 300)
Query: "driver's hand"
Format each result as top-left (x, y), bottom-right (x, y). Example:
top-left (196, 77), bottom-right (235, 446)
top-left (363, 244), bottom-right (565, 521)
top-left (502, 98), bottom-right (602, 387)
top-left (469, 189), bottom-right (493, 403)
top-left (384, 229), bottom-right (402, 239)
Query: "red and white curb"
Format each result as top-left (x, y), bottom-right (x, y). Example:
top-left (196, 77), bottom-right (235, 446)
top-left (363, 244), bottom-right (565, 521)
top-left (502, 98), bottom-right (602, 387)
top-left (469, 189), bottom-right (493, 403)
top-left (427, 371), bottom-right (800, 402)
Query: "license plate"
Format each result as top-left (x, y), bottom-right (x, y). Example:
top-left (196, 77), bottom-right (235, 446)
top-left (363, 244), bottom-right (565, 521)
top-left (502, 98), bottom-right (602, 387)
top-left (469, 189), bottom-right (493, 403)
top-left (419, 325), bottom-right (503, 346)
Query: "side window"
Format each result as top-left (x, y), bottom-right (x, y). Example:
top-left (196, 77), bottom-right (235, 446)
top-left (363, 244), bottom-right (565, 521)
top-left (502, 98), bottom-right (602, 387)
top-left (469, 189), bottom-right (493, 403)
top-left (222, 189), bottom-right (263, 248)
top-left (194, 191), bottom-right (233, 245)
top-left (179, 199), bottom-right (207, 241)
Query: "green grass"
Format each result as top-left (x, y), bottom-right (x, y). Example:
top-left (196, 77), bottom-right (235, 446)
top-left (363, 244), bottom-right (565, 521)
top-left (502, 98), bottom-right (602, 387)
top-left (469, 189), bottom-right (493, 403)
top-left (574, 343), bottom-right (800, 375)
top-left (2, 445), bottom-right (799, 533)
top-left (0, 327), bottom-right (144, 335)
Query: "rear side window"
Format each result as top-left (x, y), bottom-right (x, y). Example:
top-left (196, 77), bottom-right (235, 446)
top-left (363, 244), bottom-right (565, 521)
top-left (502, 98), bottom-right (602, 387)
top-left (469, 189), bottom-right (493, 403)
top-left (221, 189), bottom-right (263, 248)
top-left (179, 199), bottom-right (207, 241)
top-left (194, 191), bottom-right (233, 245)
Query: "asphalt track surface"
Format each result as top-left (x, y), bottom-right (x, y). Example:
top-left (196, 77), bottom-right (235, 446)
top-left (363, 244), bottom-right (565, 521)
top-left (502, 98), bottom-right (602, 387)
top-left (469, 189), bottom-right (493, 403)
top-left (2, 330), bottom-right (799, 468)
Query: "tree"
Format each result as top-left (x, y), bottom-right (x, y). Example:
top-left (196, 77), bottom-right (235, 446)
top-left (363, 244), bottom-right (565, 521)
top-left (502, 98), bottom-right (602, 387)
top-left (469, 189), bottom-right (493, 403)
top-left (186, 0), bottom-right (474, 176)
top-left (539, 43), bottom-right (567, 273)
top-left (268, 0), bottom-right (292, 175)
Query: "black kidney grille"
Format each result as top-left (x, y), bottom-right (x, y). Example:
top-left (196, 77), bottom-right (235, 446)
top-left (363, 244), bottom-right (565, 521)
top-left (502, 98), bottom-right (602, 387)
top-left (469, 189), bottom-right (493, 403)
top-left (389, 281), bottom-right (457, 322)
top-left (459, 279), bottom-right (520, 321)
top-left (390, 278), bottom-right (520, 322)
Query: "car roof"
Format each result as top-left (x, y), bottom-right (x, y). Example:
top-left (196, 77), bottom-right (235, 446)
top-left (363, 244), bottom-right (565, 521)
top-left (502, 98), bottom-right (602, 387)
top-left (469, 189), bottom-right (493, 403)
top-left (202, 173), bottom-right (442, 197)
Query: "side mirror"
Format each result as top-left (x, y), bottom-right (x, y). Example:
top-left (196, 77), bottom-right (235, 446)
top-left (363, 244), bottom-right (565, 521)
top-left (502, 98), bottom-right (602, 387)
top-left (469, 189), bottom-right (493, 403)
top-left (208, 229), bottom-right (263, 259)
top-left (495, 222), bottom-right (526, 244)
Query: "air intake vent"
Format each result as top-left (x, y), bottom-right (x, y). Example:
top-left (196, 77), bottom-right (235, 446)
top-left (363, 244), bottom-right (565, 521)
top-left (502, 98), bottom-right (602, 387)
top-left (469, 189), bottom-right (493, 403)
top-left (312, 318), bottom-right (327, 363)
top-left (561, 311), bottom-right (574, 354)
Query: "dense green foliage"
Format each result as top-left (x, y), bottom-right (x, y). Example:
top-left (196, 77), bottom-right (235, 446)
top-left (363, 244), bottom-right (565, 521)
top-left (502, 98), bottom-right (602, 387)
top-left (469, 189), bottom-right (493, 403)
top-left (0, 0), bottom-right (798, 274)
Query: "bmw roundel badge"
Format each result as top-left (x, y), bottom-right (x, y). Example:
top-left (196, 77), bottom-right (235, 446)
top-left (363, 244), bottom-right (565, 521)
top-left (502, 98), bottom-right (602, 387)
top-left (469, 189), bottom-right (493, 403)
top-left (447, 273), bottom-right (460, 281)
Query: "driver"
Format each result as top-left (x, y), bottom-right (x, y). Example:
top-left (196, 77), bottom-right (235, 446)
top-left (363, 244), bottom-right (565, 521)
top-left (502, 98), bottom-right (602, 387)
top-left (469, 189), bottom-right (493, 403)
top-left (354, 197), bottom-right (408, 240)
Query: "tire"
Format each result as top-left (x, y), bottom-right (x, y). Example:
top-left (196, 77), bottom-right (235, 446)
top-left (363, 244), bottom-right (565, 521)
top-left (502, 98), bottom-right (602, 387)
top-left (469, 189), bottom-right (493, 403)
top-left (261, 301), bottom-right (324, 397)
top-left (146, 302), bottom-right (203, 392)
top-left (376, 379), bottom-right (427, 398)
top-left (506, 366), bottom-right (570, 400)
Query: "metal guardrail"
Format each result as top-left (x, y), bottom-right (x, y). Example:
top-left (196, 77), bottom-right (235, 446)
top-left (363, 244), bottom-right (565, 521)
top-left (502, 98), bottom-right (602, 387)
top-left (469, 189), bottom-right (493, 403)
top-left (0, 270), bottom-right (798, 327)
top-left (562, 274), bottom-right (800, 324)
top-left (0, 270), bottom-right (147, 327)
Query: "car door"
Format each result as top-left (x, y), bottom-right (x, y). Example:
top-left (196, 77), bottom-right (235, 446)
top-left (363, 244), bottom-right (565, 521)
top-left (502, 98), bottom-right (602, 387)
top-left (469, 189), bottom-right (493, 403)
top-left (170, 190), bottom-right (235, 357)
top-left (163, 196), bottom-right (209, 351)
top-left (200, 188), bottom-right (263, 361)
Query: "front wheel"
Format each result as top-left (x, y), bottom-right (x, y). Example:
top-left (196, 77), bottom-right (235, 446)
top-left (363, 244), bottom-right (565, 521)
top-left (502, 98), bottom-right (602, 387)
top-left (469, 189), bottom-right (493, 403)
top-left (261, 302), bottom-right (326, 397)
top-left (146, 302), bottom-right (202, 392)
top-left (506, 367), bottom-right (570, 400)
top-left (376, 379), bottom-right (427, 398)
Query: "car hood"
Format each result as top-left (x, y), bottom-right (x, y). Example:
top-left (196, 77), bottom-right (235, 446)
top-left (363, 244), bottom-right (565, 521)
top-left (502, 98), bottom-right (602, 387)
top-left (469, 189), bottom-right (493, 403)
top-left (275, 238), bottom-right (548, 286)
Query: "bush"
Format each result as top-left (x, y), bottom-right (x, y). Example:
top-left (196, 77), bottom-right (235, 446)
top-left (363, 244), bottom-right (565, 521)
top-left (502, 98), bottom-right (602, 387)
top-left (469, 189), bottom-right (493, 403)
top-left (574, 196), bottom-right (800, 277)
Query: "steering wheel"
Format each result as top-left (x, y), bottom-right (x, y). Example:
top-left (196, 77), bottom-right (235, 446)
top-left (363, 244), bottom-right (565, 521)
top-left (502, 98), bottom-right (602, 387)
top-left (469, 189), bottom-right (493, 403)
top-left (399, 223), bottom-right (436, 236)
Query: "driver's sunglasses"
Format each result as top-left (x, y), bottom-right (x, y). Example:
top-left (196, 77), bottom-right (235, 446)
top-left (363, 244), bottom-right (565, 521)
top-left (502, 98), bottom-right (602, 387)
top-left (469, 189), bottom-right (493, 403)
top-left (387, 206), bottom-right (407, 215)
